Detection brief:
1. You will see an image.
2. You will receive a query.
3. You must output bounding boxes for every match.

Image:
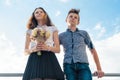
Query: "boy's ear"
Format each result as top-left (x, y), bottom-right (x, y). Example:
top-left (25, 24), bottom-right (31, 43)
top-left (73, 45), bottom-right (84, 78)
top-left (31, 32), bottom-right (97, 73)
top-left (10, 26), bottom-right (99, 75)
top-left (77, 21), bottom-right (80, 25)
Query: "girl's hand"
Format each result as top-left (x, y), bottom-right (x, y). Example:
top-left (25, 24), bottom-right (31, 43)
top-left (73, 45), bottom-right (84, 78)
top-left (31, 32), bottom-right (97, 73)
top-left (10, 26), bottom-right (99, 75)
top-left (36, 42), bottom-right (48, 51)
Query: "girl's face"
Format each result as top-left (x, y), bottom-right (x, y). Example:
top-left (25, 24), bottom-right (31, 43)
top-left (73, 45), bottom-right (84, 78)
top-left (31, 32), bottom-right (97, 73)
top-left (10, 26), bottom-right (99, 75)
top-left (66, 13), bottom-right (79, 26)
top-left (34, 8), bottom-right (46, 21)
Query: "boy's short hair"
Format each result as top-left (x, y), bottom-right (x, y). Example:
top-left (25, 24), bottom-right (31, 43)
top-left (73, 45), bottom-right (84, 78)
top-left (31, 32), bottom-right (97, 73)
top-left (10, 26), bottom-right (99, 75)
top-left (67, 9), bottom-right (80, 21)
top-left (68, 9), bottom-right (80, 15)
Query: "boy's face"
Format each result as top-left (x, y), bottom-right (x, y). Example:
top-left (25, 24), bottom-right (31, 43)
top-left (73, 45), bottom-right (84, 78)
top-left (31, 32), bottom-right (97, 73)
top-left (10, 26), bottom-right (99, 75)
top-left (66, 13), bottom-right (79, 26)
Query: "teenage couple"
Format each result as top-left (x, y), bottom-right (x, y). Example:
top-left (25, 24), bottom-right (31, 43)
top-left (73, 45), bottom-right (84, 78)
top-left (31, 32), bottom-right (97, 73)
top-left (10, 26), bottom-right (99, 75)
top-left (23, 7), bottom-right (104, 80)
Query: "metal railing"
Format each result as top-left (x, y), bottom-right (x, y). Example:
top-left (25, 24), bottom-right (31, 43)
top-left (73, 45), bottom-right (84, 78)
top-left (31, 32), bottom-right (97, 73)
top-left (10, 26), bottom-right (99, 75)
top-left (0, 73), bottom-right (120, 77)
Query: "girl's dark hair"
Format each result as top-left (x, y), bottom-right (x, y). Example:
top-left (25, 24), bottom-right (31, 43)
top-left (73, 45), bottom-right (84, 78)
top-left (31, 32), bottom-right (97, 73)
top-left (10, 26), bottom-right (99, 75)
top-left (67, 9), bottom-right (80, 21)
top-left (27, 7), bottom-right (54, 29)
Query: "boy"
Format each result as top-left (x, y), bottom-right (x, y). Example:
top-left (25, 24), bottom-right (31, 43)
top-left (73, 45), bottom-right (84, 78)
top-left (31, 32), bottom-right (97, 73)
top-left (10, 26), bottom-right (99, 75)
top-left (59, 9), bottom-right (104, 80)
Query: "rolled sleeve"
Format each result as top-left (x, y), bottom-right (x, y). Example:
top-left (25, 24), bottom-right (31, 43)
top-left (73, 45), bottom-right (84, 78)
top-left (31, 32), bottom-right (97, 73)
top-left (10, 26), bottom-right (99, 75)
top-left (84, 32), bottom-right (94, 49)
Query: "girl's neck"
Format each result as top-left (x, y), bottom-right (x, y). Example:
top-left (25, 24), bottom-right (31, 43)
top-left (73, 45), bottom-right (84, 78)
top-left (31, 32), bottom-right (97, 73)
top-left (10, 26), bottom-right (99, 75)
top-left (38, 21), bottom-right (45, 27)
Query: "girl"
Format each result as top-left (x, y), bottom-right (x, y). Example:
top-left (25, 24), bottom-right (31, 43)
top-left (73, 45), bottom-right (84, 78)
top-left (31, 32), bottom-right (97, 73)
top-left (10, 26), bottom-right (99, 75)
top-left (23, 7), bottom-right (64, 80)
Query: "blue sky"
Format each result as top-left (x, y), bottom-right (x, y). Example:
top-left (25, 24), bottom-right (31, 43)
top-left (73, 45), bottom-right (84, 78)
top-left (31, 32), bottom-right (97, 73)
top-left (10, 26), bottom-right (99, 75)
top-left (0, 0), bottom-right (120, 80)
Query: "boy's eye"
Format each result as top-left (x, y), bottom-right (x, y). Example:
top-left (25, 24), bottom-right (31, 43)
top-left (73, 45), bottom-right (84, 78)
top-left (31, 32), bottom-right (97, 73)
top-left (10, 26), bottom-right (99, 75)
top-left (70, 15), bottom-right (73, 18)
top-left (74, 17), bottom-right (78, 19)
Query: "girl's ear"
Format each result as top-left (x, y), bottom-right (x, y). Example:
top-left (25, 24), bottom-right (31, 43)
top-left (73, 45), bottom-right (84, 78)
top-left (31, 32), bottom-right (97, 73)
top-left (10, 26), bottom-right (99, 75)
top-left (43, 14), bottom-right (47, 24)
top-left (65, 18), bottom-right (67, 22)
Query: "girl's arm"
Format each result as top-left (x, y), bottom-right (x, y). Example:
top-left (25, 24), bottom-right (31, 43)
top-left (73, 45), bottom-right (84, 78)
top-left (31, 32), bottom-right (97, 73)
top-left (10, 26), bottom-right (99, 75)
top-left (24, 33), bottom-right (37, 55)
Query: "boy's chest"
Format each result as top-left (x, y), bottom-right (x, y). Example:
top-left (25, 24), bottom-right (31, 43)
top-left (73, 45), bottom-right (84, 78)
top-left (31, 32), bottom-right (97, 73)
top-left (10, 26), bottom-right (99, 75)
top-left (61, 33), bottom-right (85, 44)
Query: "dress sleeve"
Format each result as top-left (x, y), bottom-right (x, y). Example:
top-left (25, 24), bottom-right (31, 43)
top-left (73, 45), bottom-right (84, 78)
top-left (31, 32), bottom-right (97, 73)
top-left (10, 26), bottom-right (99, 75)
top-left (26, 29), bottom-right (32, 35)
top-left (52, 26), bottom-right (58, 32)
top-left (26, 29), bottom-right (37, 49)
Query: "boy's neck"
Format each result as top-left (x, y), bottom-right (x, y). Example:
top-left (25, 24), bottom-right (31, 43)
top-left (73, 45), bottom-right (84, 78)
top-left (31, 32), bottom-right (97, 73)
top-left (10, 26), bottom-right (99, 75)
top-left (68, 26), bottom-right (77, 32)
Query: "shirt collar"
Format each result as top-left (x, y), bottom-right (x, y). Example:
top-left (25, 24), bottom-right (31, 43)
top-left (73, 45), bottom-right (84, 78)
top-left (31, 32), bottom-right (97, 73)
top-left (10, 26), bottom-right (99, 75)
top-left (67, 28), bottom-right (79, 32)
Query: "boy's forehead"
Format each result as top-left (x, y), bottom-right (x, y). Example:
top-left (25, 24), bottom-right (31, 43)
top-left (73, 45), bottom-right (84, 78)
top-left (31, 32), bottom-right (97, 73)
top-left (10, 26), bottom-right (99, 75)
top-left (68, 13), bottom-right (79, 16)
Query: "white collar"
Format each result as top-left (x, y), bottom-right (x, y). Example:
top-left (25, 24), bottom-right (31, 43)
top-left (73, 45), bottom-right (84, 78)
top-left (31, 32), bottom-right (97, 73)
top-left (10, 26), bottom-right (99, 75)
top-left (37, 25), bottom-right (47, 29)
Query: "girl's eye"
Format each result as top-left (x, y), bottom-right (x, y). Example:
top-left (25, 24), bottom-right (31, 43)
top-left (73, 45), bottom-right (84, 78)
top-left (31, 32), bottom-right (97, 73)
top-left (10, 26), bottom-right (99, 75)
top-left (40, 11), bottom-right (43, 13)
top-left (35, 11), bottom-right (43, 14)
top-left (35, 11), bottom-right (39, 14)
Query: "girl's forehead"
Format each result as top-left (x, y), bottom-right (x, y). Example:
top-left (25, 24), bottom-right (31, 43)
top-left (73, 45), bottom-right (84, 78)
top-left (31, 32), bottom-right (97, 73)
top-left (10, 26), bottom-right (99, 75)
top-left (35, 8), bottom-right (44, 12)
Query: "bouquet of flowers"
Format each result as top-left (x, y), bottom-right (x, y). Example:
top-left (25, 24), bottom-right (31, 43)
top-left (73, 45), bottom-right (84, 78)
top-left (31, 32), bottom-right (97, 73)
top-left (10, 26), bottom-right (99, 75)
top-left (31, 27), bottom-right (50, 56)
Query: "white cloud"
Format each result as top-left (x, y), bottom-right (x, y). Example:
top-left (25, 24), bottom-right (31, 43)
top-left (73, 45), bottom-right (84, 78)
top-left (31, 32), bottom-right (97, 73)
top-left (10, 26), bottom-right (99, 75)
top-left (0, 33), bottom-right (27, 73)
top-left (88, 32), bottom-right (120, 73)
top-left (60, 0), bottom-right (69, 3)
top-left (55, 11), bottom-right (61, 17)
top-left (0, 33), bottom-right (15, 55)
top-left (94, 23), bottom-right (106, 39)
top-left (94, 23), bottom-right (101, 30)
top-left (113, 17), bottom-right (120, 34)
top-left (4, 0), bottom-right (20, 6)
top-left (5, 0), bottom-right (11, 6)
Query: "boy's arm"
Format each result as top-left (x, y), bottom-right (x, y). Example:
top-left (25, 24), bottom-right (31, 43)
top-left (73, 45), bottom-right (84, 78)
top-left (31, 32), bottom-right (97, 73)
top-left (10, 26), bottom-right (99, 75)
top-left (90, 48), bottom-right (104, 78)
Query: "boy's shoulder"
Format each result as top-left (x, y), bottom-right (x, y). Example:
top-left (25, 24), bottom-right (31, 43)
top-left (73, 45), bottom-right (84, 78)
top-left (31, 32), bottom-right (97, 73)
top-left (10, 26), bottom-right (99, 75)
top-left (78, 29), bottom-right (87, 32)
top-left (78, 29), bottom-right (88, 35)
top-left (77, 29), bottom-right (90, 39)
top-left (59, 30), bottom-right (67, 35)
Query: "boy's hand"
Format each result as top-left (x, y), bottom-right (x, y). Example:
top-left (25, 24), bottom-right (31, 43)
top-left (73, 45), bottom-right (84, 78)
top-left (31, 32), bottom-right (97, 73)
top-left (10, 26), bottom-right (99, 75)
top-left (93, 70), bottom-right (104, 78)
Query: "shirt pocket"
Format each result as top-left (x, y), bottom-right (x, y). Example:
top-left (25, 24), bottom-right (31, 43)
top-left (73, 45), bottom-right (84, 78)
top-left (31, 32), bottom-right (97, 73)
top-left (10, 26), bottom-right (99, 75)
top-left (75, 36), bottom-right (85, 44)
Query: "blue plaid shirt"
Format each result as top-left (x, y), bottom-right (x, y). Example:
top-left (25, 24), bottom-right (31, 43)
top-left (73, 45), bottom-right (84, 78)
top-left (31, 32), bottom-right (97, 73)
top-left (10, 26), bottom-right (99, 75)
top-left (59, 28), bottom-right (94, 64)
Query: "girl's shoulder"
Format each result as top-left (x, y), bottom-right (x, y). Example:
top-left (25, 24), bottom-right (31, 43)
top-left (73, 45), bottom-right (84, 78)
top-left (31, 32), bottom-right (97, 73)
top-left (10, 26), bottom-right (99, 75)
top-left (47, 26), bottom-right (58, 32)
top-left (26, 29), bottom-right (32, 35)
